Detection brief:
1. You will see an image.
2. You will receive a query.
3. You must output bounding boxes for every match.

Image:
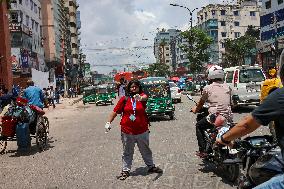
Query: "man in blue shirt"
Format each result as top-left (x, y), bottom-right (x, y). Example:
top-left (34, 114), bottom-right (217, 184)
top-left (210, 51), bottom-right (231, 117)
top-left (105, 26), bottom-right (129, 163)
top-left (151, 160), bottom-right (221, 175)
top-left (23, 80), bottom-right (44, 109)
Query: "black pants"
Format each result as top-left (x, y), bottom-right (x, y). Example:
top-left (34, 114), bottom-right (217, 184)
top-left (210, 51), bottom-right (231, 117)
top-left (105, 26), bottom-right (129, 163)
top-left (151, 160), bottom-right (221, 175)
top-left (196, 117), bottom-right (214, 152)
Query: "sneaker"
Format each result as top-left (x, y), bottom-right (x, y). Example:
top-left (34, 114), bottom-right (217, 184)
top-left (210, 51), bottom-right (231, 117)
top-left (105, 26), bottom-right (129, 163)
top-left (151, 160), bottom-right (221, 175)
top-left (148, 166), bottom-right (163, 174)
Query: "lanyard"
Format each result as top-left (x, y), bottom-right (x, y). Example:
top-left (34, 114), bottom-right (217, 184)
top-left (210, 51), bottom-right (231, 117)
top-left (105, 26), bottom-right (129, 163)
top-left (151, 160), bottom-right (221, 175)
top-left (130, 97), bottom-right (136, 116)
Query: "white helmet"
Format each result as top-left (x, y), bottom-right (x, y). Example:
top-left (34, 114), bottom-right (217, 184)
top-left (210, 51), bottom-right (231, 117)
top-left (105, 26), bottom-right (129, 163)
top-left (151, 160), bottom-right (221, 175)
top-left (207, 65), bottom-right (224, 80)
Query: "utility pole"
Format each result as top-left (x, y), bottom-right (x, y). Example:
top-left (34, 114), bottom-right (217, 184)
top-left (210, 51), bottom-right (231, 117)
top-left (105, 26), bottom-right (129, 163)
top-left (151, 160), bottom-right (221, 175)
top-left (272, 12), bottom-right (279, 68)
top-left (0, 1), bottom-right (12, 90)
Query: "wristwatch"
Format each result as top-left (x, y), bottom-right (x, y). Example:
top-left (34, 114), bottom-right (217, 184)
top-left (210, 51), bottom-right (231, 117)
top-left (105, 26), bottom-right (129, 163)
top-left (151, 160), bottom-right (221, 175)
top-left (221, 135), bottom-right (231, 145)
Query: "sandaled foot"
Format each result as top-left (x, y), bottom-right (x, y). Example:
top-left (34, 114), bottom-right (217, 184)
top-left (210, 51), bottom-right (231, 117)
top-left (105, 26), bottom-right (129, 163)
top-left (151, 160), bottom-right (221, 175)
top-left (148, 166), bottom-right (163, 174)
top-left (116, 171), bottom-right (130, 180)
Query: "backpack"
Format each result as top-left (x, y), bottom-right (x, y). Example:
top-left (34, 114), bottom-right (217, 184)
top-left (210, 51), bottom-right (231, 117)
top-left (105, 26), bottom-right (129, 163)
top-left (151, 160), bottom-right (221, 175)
top-left (121, 96), bottom-right (151, 126)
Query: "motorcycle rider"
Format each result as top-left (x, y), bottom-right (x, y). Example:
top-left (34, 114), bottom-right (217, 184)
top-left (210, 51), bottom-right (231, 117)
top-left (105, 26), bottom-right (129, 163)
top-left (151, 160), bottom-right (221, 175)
top-left (191, 65), bottom-right (233, 157)
top-left (216, 53), bottom-right (284, 188)
top-left (23, 80), bottom-right (44, 109)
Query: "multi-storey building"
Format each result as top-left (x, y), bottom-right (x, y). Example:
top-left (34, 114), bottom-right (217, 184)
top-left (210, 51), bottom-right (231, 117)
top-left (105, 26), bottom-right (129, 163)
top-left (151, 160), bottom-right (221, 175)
top-left (154, 29), bottom-right (182, 72)
top-left (9, 0), bottom-right (46, 87)
top-left (0, 1), bottom-right (12, 90)
top-left (258, 0), bottom-right (284, 71)
top-left (65, 0), bottom-right (79, 66)
top-left (197, 1), bottom-right (261, 64)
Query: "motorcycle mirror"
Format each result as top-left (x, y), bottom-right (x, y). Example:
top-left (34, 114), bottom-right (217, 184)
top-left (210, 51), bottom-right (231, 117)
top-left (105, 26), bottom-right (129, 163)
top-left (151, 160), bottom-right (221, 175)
top-left (186, 94), bottom-right (197, 104)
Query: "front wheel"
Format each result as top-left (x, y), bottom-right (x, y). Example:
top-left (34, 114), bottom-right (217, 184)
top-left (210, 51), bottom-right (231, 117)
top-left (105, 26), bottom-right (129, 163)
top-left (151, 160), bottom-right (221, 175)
top-left (224, 164), bottom-right (240, 182)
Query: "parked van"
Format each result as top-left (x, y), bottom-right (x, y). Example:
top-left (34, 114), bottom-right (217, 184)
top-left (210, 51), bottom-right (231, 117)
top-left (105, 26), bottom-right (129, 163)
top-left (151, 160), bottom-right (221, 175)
top-left (224, 65), bottom-right (266, 108)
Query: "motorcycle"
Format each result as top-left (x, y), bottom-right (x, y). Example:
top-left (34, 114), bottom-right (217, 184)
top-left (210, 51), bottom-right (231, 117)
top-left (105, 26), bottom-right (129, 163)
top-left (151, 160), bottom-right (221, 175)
top-left (0, 97), bottom-right (48, 153)
top-left (234, 135), bottom-right (284, 189)
top-left (187, 94), bottom-right (240, 182)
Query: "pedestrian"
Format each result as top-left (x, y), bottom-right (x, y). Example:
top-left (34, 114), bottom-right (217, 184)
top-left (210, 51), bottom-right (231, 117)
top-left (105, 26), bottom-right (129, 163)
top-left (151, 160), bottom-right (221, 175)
top-left (42, 88), bottom-right (49, 108)
top-left (117, 78), bottom-right (126, 98)
top-left (74, 87), bottom-right (78, 97)
top-left (48, 86), bottom-right (56, 108)
top-left (54, 87), bottom-right (60, 104)
top-left (104, 79), bottom-right (163, 180)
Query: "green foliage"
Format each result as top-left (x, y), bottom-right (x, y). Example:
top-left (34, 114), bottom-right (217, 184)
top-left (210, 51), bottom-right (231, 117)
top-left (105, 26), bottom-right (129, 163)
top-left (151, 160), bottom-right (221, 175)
top-left (147, 63), bottom-right (170, 77)
top-left (245, 25), bottom-right (260, 39)
top-left (180, 28), bottom-right (213, 73)
top-left (222, 35), bottom-right (256, 67)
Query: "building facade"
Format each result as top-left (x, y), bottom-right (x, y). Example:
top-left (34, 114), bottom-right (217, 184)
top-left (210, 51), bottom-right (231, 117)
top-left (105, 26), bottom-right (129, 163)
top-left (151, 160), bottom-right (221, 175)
top-left (0, 1), bottom-right (12, 90)
top-left (197, 1), bottom-right (261, 64)
top-left (258, 0), bottom-right (284, 71)
top-left (9, 0), bottom-right (46, 87)
top-left (154, 29), bottom-right (182, 72)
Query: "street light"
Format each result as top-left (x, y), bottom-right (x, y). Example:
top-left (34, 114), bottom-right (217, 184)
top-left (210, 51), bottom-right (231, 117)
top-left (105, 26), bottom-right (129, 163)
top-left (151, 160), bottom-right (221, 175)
top-left (169, 3), bottom-right (198, 29)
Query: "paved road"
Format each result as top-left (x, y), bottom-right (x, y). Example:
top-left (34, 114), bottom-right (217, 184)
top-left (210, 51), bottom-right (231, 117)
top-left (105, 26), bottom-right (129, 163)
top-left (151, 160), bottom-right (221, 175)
top-left (0, 95), bottom-right (268, 189)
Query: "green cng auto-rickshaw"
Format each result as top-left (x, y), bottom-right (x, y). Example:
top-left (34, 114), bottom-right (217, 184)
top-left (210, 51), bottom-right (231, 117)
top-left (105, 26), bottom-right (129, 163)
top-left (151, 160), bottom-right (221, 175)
top-left (140, 77), bottom-right (175, 120)
top-left (95, 84), bottom-right (114, 106)
top-left (82, 86), bottom-right (97, 105)
top-left (107, 83), bottom-right (117, 99)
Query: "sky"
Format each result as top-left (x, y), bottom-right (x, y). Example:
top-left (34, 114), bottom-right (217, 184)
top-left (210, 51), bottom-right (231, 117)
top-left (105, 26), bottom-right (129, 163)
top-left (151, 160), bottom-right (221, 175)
top-left (77, 0), bottom-right (233, 74)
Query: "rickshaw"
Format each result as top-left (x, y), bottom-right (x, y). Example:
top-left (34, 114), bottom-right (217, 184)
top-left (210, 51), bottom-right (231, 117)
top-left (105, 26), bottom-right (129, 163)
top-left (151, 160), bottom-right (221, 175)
top-left (82, 86), bottom-right (97, 105)
top-left (95, 84), bottom-right (114, 106)
top-left (140, 77), bottom-right (175, 120)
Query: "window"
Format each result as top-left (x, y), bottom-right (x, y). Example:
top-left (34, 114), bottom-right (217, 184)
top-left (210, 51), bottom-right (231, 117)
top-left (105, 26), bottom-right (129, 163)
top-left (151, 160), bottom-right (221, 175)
top-left (19, 11), bottom-right (23, 23)
top-left (166, 60), bottom-right (170, 63)
top-left (25, 15), bottom-right (29, 26)
top-left (38, 7), bottom-right (41, 19)
top-left (211, 10), bottom-right (216, 16)
top-left (166, 54), bottom-right (169, 56)
top-left (278, 0), bottom-right (283, 4)
top-left (221, 32), bottom-right (227, 37)
top-left (31, 19), bottom-right (34, 29)
top-left (11, 12), bottom-right (18, 23)
top-left (221, 42), bottom-right (225, 48)
top-left (250, 11), bottom-right (256, 16)
top-left (166, 47), bottom-right (169, 50)
top-left (265, 0), bottom-right (271, 9)
top-left (35, 22), bottom-right (38, 32)
top-left (226, 71), bottom-right (234, 83)
top-left (34, 3), bottom-right (37, 13)
top-left (235, 32), bottom-right (241, 38)
top-left (234, 21), bottom-right (240, 26)
top-left (19, 0), bottom-right (22, 4)
top-left (221, 10), bottom-right (226, 15)
top-left (30, 0), bottom-right (33, 10)
top-left (239, 69), bottom-right (265, 83)
top-left (233, 11), bottom-right (239, 16)
top-left (221, 21), bottom-right (226, 26)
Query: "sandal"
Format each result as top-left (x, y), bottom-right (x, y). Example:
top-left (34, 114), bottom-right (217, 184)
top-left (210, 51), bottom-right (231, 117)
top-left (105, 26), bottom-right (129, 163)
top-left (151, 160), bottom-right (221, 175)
top-left (116, 171), bottom-right (130, 180)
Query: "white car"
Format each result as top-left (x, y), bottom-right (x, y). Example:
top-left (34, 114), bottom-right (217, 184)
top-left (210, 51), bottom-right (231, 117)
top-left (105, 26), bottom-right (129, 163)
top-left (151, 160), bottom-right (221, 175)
top-left (224, 65), bottom-right (266, 107)
top-left (169, 81), bottom-right (182, 103)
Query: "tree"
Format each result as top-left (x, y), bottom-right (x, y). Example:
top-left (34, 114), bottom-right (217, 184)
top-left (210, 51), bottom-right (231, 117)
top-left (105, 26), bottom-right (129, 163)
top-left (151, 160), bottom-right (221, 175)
top-left (147, 63), bottom-right (170, 77)
top-left (245, 25), bottom-right (260, 39)
top-left (222, 35), bottom-right (256, 67)
top-left (180, 28), bottom-right (213, 73)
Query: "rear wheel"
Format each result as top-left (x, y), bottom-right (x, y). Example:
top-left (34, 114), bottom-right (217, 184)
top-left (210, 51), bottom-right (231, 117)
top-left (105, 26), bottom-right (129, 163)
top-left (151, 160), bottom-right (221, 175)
top-left (43, 116), bottom-right (49, 135)
top-left (36, 117), bottom-right (47, 151)
top-left (169, 112), bottom-right (174, 120)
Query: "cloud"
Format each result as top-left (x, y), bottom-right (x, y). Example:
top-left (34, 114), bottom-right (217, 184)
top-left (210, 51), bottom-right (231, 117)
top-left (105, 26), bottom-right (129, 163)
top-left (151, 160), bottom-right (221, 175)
top-left (77, 0), bottom-right (227, 74)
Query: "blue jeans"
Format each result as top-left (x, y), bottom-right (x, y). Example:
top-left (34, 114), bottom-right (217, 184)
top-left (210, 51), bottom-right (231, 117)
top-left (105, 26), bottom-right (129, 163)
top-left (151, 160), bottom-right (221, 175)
top-left (254, 174), bottom-right (284, 189)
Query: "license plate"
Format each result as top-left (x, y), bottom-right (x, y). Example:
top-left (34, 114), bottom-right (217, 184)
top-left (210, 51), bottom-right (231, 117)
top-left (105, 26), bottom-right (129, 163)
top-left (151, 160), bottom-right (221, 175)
top-left (246, 84), bottom-right (260, 92)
